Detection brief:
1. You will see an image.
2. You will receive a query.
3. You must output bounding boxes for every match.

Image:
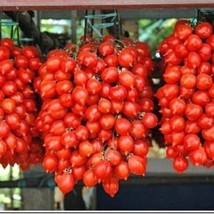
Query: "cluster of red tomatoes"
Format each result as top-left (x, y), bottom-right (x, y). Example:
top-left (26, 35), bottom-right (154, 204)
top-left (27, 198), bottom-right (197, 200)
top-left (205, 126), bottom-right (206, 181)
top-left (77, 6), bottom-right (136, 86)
top-left (157, 20), bottom-right (214, 173)
top-left (0, 38), bottom-right (44, 170)
top-left (2, 20), bottom-right (214, 197)
top-left (34, 35), bottom-right (157, 196)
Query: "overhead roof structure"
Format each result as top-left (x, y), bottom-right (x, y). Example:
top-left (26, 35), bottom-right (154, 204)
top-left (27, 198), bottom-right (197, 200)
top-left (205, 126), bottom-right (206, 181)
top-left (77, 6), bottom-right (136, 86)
top-left (0, 0), bottom-right (214, 10)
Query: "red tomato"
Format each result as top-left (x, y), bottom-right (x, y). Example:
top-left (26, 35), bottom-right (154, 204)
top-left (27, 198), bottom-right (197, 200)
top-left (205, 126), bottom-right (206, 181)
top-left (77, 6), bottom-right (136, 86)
top-left (173, 156), bottom-right (188, 174)
top-left (195, 22), bottom-right (213, 39)
top-left (173, 20), bottom-right (193, 40)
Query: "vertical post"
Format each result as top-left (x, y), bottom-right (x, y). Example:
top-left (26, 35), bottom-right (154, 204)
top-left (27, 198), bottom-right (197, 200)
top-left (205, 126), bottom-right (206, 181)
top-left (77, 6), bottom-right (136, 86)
top-left (84, 10), bottom-right (88, 41)
top-left (0, 12), bottom-right (2, 40)
top-left (9, 166), bottom-right (14, 209)
top-left (71, 11), bottom-right (77, 43)
top-left (34, 10), bottom-right (41, 31)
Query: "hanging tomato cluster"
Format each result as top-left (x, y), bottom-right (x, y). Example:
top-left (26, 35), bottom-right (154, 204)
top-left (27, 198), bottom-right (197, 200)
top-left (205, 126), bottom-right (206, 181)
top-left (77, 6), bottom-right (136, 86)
top-left (2, 19), bottom-right (214, 198)
top-left (156, 20), bottom-right (214, 173)
top-left (0, 38), bottom-right (44, 170)
top-left (34, 35), bottom-right (157, 197)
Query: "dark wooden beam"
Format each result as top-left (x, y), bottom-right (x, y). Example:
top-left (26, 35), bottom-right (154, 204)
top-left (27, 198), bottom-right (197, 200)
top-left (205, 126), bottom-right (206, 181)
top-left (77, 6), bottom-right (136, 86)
top-left (1, 0), bottom-right (214, 10)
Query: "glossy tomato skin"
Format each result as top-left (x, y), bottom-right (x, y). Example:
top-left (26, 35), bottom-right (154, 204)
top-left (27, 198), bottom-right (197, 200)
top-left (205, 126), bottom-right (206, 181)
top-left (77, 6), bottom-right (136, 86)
top-left (157, 20), bottom-right (214, 173)
top-left (195, 22), bottom-right (213, 39)
top-left (32, 34), bottom-right (156, 198)
top-left (173, 156), bottom-right (188, 174)
top-left (54, 172), bottom-right (75, 195)
top-left (173, 20), bottom-right (193, 41)
top-left (102, 177), bottom-right (119, 198)
top-left (128, 155), bottom-right (146, 176)
top-left (118, 48), bottom-right (136, 68)
top-left (98, 41), bottom-right (115, 56)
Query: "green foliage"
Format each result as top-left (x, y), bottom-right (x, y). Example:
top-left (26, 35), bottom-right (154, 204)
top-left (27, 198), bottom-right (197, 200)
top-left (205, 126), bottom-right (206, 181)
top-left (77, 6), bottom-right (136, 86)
top-left (0, 165), bottom-right (22, 210)
top-left (138, 18), bottom-right (177, 57)
top-left (0, 19), bottom-right (19, 44)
